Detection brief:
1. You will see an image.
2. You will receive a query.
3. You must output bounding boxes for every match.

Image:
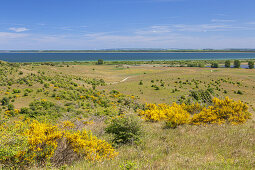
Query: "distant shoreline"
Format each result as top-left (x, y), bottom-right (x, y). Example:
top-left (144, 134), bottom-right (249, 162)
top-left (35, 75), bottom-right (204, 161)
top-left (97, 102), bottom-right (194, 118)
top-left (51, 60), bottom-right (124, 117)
top-left (1, 51), bottom-right (255, 54)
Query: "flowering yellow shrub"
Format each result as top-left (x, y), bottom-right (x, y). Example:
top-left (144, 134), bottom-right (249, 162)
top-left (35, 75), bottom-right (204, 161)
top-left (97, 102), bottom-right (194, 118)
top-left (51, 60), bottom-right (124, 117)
top-left (4, 109), bottom-right (20, 117)
top-left (139, 103), bottom-right (168, 121)
top-left (164, 103), bottom-right (191, 128)
top-left (139, 103), bottom-right (190, 128)
top-left (191, 97), bottom-right (251, 125)
top-left (65, 131), bottom-right (117, 161)
top-left (0, 120), bottom-right (117, 168)
top-left (59, 120), bottom-right (75, 128)
top-left (24, 121), bottom-right (62, 164)
top-left (139, 97), bottom-right (251, 127)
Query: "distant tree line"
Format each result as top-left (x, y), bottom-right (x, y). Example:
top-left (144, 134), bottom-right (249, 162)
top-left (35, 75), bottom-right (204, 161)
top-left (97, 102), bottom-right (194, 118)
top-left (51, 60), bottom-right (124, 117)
top-left (211, 60), bottom-right (254, 69)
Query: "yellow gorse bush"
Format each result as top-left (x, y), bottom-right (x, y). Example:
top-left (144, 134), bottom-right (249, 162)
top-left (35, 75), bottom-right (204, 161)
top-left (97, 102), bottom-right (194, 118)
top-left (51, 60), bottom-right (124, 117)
top-left (139, 97), bottom-right (251, 127)
top-left (139, 103), bottom-right (190, 128)
top-left (191, 97), bottom-right (251, 125)
top-left (0, 120), bottom-right (117, 168)
top-left (60, 120), bottom-right (75, 128)
top-left (65, 130), bottom-right (117, 161)
top-left (139, 103), bottom-right (168, 121)
top-left (164, 103), bottom-right (191, 128)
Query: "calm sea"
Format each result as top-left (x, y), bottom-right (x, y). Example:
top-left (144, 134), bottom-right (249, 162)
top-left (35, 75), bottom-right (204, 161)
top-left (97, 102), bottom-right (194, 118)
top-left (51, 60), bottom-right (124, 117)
top-left (0, 52), bottom-right (255, 63)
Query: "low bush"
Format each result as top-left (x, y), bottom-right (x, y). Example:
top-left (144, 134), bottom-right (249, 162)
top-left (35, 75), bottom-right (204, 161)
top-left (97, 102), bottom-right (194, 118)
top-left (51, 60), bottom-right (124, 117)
top-left (237, 90), bottom-right (243, 95)
top-left (189, 89), bottom-right (213, 104)
top-left (105, 115), bottom-right (143, 145)
top-left (1, 97), bottom-right (10, 106)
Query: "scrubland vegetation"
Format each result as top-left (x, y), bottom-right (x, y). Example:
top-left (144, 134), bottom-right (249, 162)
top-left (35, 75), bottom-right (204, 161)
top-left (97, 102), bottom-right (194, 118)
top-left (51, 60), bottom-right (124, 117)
top-left (0, 60), bottom-right (254, 169)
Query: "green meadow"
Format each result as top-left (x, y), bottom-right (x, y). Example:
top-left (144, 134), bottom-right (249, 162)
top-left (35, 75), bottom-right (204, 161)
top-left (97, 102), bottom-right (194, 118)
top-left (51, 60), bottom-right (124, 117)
top-left (0, 60), bottom-right (254, 169)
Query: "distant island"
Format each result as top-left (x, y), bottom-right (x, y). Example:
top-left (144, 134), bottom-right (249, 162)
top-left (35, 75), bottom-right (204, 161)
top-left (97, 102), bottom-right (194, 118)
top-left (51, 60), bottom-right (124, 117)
top-left (1, 48), bottom-right (255, 53)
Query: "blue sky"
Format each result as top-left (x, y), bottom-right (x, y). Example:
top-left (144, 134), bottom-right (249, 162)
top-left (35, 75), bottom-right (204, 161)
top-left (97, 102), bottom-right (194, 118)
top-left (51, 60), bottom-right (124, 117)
top-left (1, 0), bottom-right (255, 50)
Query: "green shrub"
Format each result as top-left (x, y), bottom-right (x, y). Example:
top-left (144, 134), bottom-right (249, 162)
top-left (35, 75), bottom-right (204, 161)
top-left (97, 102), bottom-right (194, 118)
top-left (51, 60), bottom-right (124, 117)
top-left (8, 104), bottom-right (14, 111)
top-left (105, 115), bottom-right (143, 145)
top-left (189, 89), bottom-right (213, 104)
top-left (44, 83), bottom-right (50, 88)
top-left (237, 90), bottom-right (243, 95)
top-left (12, 89), bottom-right (21, 94)
top-left (139, 80), bottom-right (143, 85)
top-left (154, 85), bottom-right (160, 90)
top-left (120, 161), bottom-right (137, 170)
top-left (1, 97), bottom-right (10, 106)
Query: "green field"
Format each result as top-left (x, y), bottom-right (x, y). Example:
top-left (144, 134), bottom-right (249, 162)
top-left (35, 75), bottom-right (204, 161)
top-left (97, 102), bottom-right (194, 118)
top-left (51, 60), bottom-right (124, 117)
top-left (0, 61), bottom-right (254, 169)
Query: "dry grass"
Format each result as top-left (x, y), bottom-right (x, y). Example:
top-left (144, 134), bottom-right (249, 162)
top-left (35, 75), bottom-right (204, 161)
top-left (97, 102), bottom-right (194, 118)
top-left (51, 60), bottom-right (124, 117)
top-left (50, 118), bottom-right (254, 170)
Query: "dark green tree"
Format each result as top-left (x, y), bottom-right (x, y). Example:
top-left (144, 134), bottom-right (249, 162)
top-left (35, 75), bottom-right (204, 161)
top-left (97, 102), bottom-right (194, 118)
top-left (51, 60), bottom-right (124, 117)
top-left (234, 60), bottom-right (241, 68)
top-left (248, 61), bottom-right (254, 69)
top-left (97, 59), bottom-right (104, 65)
top-left (211, 63), bottom-right (219, 68)
top-left (225, 60), bottom-right (231, 68)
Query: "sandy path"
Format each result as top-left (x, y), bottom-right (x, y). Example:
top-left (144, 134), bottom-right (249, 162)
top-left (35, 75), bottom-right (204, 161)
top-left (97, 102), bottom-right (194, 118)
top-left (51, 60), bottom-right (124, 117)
top-left (111, 77), bottom-right (129, 84)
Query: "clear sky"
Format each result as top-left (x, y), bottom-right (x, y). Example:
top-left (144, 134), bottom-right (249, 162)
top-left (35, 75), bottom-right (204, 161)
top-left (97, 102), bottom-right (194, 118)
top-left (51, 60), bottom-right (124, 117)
top-left (1, 0), bottom-right (255, 50)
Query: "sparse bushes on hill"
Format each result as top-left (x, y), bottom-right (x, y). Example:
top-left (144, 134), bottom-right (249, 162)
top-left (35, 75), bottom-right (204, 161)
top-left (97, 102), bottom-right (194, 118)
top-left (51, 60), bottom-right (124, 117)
top-left (20, 99), bottom-right (64, 119)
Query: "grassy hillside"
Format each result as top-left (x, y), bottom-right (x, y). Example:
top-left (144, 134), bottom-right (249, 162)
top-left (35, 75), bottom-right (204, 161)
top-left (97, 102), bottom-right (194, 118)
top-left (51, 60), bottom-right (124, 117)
top-left (0, 61), bottom-right (254, 169)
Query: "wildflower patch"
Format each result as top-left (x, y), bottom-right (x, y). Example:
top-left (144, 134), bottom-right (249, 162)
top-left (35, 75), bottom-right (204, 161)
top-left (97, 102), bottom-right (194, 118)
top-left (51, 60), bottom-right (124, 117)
top-left (139, 97), bottom-right (251, 127)
top-left (0, 120), bottom-right (118, 168)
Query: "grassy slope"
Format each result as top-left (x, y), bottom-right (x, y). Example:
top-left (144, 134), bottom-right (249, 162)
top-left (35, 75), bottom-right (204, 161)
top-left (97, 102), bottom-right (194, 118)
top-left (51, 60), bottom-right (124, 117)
top-left (1, 63), bottom-right (254, 169)
top-left (68, 65), bottom-right (255, 169)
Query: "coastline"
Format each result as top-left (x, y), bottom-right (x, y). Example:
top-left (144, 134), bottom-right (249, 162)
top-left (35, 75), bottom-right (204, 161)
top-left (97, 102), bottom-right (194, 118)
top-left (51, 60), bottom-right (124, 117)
top-left (1, 51), bottom-right (255, 54)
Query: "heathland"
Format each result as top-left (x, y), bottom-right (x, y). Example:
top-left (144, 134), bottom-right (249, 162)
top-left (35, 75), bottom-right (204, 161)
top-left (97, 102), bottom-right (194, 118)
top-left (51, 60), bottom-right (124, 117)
top-left (0, 60), bottom-right (254, 169)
